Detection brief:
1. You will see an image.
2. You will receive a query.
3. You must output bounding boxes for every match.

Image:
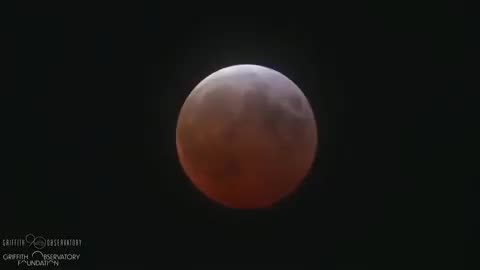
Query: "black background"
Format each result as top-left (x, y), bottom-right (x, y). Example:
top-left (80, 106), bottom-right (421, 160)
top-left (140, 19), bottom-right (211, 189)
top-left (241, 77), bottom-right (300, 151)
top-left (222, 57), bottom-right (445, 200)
top-left (5, 2), bottom-right (466, 269)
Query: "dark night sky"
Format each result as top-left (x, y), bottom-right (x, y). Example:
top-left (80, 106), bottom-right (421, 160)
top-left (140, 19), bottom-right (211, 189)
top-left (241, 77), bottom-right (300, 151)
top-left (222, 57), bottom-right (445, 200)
top-left (5, 2), bottom-right (466, 269)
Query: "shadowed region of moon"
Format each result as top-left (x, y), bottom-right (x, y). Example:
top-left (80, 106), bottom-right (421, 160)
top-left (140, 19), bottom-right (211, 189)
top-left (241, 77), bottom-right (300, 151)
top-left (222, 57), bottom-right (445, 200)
top-left (176, 64), bottom-right (317, 209)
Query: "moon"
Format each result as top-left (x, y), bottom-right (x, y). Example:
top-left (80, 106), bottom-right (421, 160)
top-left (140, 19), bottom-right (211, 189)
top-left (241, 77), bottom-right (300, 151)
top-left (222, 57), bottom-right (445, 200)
top-left (176, 64), bottom-right (317, 209)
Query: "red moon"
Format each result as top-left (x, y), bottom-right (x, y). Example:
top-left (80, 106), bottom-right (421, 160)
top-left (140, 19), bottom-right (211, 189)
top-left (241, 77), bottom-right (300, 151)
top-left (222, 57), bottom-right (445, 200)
top-left (176, 64), bottom-right (317, 209)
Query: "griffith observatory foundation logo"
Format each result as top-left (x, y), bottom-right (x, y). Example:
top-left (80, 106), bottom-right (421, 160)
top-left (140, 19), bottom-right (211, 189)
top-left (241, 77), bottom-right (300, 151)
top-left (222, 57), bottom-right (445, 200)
top-left (2, 233), bottom-right (82, 267)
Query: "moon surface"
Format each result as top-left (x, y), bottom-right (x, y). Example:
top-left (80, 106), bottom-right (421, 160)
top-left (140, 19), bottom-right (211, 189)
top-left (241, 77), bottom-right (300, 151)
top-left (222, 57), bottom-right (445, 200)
top-left (176, 64), bottom-right (317, 209)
